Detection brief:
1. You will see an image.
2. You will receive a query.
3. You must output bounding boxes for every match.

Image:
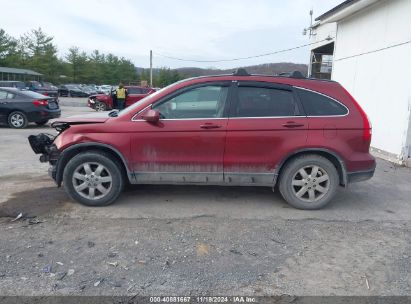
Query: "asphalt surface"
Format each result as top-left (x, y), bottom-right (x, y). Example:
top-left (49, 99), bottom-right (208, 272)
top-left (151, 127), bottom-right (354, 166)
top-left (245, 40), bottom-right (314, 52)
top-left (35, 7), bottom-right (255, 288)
top-left (0, 100), bottom-right (410, 296)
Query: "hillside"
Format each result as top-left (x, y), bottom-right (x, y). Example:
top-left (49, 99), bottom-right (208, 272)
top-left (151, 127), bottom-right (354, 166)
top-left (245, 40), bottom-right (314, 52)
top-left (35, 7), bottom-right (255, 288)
top-left (137, 62), bottom-right (308, 78)
top-left (177, 62), bottom-right (308, 77)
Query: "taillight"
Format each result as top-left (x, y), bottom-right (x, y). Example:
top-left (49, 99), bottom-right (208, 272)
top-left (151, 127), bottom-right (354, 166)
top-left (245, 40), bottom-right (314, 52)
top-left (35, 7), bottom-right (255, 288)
top-left (43, 92), bottom-right (49, 96)
top-left (341, 87), bottom-right (372, 142)
top-left (32, 99), bottom-right (49, 107)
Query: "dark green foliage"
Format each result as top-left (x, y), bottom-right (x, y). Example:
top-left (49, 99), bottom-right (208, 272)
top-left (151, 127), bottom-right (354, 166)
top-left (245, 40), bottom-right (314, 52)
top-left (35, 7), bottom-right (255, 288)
top-left (0, 28), bottom-right (307, 87)
top-left (0, 28), bottom-right (139, 85)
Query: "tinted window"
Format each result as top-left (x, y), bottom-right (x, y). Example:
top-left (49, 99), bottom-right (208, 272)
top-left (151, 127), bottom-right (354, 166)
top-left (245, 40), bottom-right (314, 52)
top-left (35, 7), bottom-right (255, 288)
top-left (234, 86), bottom-right (297, 117)
top-left (128, 88), bottom-right (142, 94)
top-left (0, 82), bottom-right (25, 89)
top-left (18, 90), bottom-right (48, 99)
top-left (153, 85), bottom-right (228, 119)
top-left (297, 88), bottom-right (348, 116)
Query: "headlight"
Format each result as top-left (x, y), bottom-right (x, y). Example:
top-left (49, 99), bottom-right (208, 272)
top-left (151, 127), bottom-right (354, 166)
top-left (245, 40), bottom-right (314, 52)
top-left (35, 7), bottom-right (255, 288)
top-left (89, 99), bottom-right (95, 103)
top-left (53, 134), bottom-right (63, 149)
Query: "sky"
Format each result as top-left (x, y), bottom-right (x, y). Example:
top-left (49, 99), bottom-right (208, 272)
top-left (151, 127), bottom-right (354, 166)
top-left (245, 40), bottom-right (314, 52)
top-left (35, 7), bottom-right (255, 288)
top-left (1, 0), bottom-right (342, 69)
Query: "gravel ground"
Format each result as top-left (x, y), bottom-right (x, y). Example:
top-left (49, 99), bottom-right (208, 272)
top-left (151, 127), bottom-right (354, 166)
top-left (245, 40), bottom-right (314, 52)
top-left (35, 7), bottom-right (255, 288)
top-left (0, 105), bottom-right (410, 296)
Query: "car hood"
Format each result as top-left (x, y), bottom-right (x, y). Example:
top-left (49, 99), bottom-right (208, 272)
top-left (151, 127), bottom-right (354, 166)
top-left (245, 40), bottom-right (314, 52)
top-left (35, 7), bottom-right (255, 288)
top-left (52, 112), bottom-right (110, 124)
top-left (90, 93), bottom-right (109, 98)
top-left (50, 112), bottom-right (110, 132)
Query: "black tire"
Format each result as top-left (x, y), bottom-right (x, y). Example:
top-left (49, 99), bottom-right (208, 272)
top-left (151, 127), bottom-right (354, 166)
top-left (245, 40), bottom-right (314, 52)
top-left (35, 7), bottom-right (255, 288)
top-left (63, 151), bottom-right (124, 206)
top-left (35, 120), bottom-right (49, 126)
top-left (279, 154), bottom-right (339, 210)
top-left (95, 101), bottom-right (107, 111)
top-left (8, 111), bottom-right (28, 129)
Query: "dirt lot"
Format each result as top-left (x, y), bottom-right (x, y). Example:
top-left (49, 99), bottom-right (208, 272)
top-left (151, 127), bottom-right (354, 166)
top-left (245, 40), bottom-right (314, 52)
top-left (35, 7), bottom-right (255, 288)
top-left (0, 99), bottom-right (410, 296)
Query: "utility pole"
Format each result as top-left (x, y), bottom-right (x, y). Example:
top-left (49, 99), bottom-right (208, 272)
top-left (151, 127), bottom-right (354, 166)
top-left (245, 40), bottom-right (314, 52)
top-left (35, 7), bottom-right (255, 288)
top-left (150, 50), bottom-right (153, 87)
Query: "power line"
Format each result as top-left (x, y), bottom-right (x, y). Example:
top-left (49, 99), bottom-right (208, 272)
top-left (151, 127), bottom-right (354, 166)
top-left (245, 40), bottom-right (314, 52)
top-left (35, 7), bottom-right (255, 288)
top-left (334, 39), bottom-right (411, 61)
top-left (154, 38), bottom-right (334, 63)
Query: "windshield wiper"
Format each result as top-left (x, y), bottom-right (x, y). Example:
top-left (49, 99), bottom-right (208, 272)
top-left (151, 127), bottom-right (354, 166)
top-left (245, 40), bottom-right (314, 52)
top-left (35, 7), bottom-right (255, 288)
top-left (108, 110), bottom-right (119, 117)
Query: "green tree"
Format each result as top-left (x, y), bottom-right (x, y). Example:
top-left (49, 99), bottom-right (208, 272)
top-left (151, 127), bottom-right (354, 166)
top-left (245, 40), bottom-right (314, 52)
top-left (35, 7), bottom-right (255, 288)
top-left (65, 47), bottom-right (88, 83)
top-left (0, 28), bottom-right (141, 85)
top-left (0, 29), bottom-right (17, 66)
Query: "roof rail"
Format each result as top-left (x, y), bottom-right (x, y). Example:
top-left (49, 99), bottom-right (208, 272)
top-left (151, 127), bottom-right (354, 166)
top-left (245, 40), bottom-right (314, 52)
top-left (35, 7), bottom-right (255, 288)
top-left (233, 68), bottom-right (250, 76)
top-left (278, 71), bottom-right (305, 79)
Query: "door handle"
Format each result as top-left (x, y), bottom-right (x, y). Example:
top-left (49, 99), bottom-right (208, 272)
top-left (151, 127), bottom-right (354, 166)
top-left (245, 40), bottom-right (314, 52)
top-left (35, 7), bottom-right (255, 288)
top-left (1, 102), bottom-right (8, 104)
top-left (282, 121), bottom-right (304, 128)
top-left (200, 124), bottom-right (222, 129)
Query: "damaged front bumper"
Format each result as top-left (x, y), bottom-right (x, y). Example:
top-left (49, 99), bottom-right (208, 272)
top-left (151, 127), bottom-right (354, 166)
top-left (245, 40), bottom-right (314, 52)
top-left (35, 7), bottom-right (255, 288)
top-left (28, 133), bottom-right (61, 182)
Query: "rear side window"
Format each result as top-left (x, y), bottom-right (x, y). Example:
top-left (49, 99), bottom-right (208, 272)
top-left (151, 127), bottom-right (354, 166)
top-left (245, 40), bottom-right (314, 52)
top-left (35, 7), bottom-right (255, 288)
top-left (0, 90), bottom-right (14, 99)
top-left (128, 88), bottom-right (142, 94)
top-left (297, 88), bottom-right (348, 116)
top-left (234, 86), bottom-right (298, 117)
top-left (17, 90), bottom-right (46, 99)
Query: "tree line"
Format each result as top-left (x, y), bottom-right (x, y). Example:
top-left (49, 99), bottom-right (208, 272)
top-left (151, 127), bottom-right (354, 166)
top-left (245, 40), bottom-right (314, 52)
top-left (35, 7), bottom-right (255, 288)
top-left (0, 28), bottom-right (183, 86)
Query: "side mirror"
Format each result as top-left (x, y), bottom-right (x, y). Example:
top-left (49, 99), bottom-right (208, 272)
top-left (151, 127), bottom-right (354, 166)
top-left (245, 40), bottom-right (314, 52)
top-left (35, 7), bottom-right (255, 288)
top-left (142, 109), bottom-right (160, 123)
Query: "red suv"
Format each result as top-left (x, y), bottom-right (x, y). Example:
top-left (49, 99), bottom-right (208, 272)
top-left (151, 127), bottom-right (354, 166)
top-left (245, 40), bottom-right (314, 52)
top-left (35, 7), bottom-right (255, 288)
top-left (29, 70), bottom-right (375, 209)
top-left (87, 86), bottom-right (156, 111)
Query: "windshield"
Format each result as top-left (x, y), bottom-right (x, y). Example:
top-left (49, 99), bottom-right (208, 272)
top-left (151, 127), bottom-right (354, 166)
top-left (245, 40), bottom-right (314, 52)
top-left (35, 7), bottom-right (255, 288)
top-left (117, 81), bottom-right (185, 117)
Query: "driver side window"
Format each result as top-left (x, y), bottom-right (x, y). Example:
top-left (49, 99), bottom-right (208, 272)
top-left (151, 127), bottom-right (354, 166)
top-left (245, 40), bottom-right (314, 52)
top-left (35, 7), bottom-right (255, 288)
top-left (153, 85), bottom-right (228, 119)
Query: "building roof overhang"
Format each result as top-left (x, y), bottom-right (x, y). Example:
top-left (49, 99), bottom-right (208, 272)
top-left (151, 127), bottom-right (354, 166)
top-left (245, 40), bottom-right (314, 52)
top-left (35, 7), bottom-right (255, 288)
top-left (315, 0), bottom-right (381, 23)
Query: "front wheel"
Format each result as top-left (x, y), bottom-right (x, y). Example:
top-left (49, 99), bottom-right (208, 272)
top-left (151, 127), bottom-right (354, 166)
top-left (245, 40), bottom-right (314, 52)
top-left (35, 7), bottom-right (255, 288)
top-left (279, 155), bottom-right (339, 210)
top-left (94, 101), bottom-right (107, 111)
top-left (63, 151), bottom-right (124, 206)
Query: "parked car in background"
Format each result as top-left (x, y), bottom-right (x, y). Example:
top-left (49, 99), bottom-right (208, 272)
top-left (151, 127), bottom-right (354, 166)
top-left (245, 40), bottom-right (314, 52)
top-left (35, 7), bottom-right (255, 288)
top-left (0, 87), bottom-right (60, 128)
top-left (88, 86), bottom-right (156, 111)
top-left (30, 70), bottom-right (375, 209)
top-left (80, 85), bottom-right (97, 96)
top-left (58, 84), bottom-right (89, 97)
top-left (0, 81), bottom-right (26, 90)
top-left (95, 85), bottom-right (112, 94)
top-left (26, 81), bottom-right (59, 100)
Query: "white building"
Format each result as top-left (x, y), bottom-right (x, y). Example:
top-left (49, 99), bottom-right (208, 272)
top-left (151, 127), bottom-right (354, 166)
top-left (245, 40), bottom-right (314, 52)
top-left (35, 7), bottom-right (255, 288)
top-left (309, 0), bottom-right (411, 165)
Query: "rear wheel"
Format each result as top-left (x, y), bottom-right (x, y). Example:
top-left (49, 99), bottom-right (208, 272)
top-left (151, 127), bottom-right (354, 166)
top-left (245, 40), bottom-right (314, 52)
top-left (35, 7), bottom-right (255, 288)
top-left (95, 101), bottom-right (107, 111)
top-left (63, 151), bottom-right (124, 206)
top-left (279, 155), bottom-right (339, 210)
top-left (8, 111), bottom-right (28, 129)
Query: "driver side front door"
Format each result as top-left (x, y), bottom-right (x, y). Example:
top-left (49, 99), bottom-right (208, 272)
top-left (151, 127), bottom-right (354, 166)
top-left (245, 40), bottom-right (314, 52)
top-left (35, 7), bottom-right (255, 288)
top-left (129, 82), bottom-right (231, 184)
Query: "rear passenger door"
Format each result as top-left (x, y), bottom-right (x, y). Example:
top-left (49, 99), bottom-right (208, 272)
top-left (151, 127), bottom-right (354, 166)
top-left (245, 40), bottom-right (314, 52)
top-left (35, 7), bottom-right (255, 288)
top-left (126, 87), bottom-right (145, 107)
top-left (224, 81), bottom-right (308, 185)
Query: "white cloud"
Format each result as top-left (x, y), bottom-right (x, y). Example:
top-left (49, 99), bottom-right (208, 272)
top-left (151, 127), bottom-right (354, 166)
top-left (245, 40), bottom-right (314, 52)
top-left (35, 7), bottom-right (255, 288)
top-left (2, 0), bottom-right (342, 68)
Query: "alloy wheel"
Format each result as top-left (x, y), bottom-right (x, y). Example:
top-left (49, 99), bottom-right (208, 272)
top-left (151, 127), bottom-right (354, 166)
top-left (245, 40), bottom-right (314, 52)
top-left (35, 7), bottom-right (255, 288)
top-left (72, 162), bottom-right (113, 200)
top-left (10, 113), bottom-right (25, 128)
top-left (95, 102), bottom-right (106, 111)
top-left (291, 165), bottom-right (330, 203)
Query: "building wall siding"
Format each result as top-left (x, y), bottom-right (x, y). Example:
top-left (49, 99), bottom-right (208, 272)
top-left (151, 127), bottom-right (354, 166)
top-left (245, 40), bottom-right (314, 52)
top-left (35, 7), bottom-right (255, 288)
top-left (332, 0), bottom-right (411, 160)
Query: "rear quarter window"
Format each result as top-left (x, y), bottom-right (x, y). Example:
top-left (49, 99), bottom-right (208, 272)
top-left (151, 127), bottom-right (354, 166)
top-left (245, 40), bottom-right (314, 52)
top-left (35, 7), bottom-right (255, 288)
top-left (296, 88), bottom-right (348, 116)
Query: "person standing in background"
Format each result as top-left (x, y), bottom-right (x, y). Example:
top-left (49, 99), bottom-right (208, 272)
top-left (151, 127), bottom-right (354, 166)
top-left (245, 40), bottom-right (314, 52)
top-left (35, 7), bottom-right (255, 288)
top-left (116, 83), bottom-right (127, 110)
